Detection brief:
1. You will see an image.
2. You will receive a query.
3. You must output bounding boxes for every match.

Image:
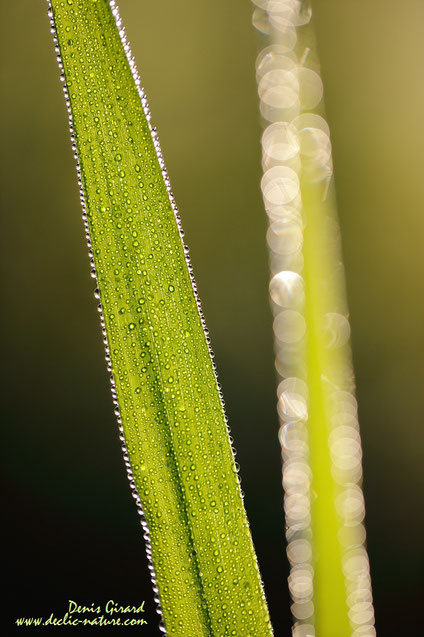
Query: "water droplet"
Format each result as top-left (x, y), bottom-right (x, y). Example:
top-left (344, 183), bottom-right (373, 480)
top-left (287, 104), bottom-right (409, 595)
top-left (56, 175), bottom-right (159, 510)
top-left (266, 218), bottom-right (303, 255)
top-left (258, 68), bottom-right (299, 110)
top-left (269, 271), bottom-right (305, 308)
top-left (261, 165), bottom-right (300, 206)
top-left (323, 312), bottom-right (351, 349)
top-left (262, 122), bottom-right (299, 166)
top-left (278, 391), bottom-right (308, 423)
top-left (298, 66), bottom-right (323, 110)
top-left (273, 310), bottom-right (306, 344)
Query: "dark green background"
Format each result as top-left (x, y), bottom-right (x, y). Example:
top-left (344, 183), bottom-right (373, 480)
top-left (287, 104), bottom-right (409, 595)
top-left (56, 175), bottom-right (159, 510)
top-left (1, 0), bottom-right (423, 634)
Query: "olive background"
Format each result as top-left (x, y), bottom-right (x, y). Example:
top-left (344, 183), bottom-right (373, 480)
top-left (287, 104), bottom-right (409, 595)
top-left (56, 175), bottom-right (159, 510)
top-left (1, 0), bottom-right (423, 635)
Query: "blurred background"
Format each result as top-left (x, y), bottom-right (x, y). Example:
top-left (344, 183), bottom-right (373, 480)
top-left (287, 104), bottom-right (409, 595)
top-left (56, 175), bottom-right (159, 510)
top-left (1, 0), bottom-right (423, 634)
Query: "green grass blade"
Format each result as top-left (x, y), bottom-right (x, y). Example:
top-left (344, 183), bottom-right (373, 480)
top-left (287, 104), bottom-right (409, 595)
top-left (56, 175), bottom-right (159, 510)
top-left (251, 2), bottom-right (375, 635)
top-left (46, 1), bottom-right (273, 635)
